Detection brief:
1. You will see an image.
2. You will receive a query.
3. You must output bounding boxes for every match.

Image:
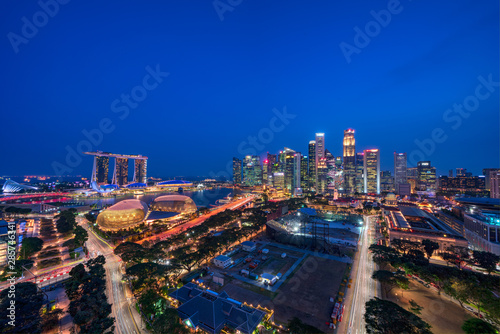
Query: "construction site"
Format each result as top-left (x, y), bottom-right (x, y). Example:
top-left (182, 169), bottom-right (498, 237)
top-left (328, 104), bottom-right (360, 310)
top-left (265, 209), bottom-right (362, 256)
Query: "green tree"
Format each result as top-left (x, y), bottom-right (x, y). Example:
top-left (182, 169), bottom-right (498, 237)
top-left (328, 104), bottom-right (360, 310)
top-left (442, 246), bottom-right (470, 270)
top-left (0, 282), bottom-right (44, 333)
top-left (56, 210), bottom-right (76, 234)
top-left (369, 244), bottom-right (400, 267)
top-left (372, 270), bottom-right (397, 296)
top-left (19, 237), bottom-right (44, 259)
top-left (462, 318), bottom-right (498, 334)
top-left (65, 255), bottom-right (115, 333)
top-left (151, 308), bottom-right (189, 334)
top-left (473, 250), bottom-right (500, 275)
top-left (42, 308), bottom-right (64, 332)
top-left (392, 239), bottom-right (421, 255)
top-left (138, 289), bottom-right (166, 319)
top-left (365, 298), bottom-right (432, 334)
top-left (73, 226), bottom-right (88, 248)
top-left (421, 239), bottom-right (439, 259)
top-left (408, 300), bottom-right (423, 315)
top-left (84, 213), bottom-right (97, 224)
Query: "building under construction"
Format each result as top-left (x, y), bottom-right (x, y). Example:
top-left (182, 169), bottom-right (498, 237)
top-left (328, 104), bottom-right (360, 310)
top-left (266, 210), bottom-right (361, 255)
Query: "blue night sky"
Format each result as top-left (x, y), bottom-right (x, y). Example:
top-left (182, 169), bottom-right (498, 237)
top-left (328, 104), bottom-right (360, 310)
top-left (0, 0), bottom-right (498, 178)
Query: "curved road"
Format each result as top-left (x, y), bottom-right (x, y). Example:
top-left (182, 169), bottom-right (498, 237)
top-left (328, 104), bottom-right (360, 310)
top-left (79, 219), bottom-right (143, 334)
top-left (76, 195), bottom-right (254, 334)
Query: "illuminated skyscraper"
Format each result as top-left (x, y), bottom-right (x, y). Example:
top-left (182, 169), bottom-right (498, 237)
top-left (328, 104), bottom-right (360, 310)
top-left (325, 149), bottom-right (337, 192)
top-left (317, 157), bottom-right (328, 194)
top-left (134, 159), bottom-right (147, 183)
top-left (456, 168), bottom-right (467, 177)
top-left (233, 157), bottom-right (242, 185)
top-left (267, 153), bottom-right (277, 176)
top-left (273, 172), bottom-right (285, 189)
top-left (113, 158), bottom-right (128, 185)
top-left (96, 155), bottom-right (109, 184)
top-left (490, 170), bottom-right (500, 199)
top-left (363, 149), bottom-right (380, 194)
top-left (283, 148), bottom-right (296, 193)
top-left (262, 159), bottom-right (269, 185)
top-left (394, 152), bottom-right (408, 194)
top-left (301, 155), bottom-right (308, 190)
top-left (308, 141), bottom-right (316, 189)
top-left (251, 155), bottom-right (262, 185)
top-left (242, 156), bottom-right (253, 186)
top-left (293, 153), bottom-right (302, 195)
top-left (315, 133), bottom-right (325, 188)
top-left (417, 161), bottom-right (436, 191)
top-left (355, 152), bottom-right (364, 193)
top-left (343, 129), bottom-right (356, 195)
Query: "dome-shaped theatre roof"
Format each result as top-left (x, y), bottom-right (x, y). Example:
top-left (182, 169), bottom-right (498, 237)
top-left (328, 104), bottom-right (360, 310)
top-left (107, 199), bottom-right (149, 211)
top-left (153, 195), bottom-right (193, 202)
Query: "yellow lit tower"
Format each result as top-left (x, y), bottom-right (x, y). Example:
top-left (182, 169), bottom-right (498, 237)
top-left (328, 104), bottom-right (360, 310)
top-left (343, 129), bottom-right (356, 195)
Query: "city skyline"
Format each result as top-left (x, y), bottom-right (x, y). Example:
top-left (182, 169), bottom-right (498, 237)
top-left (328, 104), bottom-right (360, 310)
top-left (0, 1), bottom-right (498, 177)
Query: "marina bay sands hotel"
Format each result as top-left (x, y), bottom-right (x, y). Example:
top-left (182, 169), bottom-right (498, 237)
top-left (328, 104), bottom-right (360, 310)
top-left (84, 151), bottom-right (148, 186)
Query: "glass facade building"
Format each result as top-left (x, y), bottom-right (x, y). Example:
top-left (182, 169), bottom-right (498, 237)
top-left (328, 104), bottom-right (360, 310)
top-left (363, 149), bottom-right (380, 194)
top-left (134, 159), bottom-right (147, 184)
top-left (343, 129), bottom-right (356, 195)
top-left (233, 157), bottom-right (242, 185)
top-left (96, 155), bottom-right (110, 184)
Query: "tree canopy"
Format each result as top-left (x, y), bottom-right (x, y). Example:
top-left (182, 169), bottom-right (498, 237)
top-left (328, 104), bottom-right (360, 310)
top-left (19, 237), bottom-right (43, 259)
top-left (473, 250), bottom-right (500, 275)
top-left (0, 282), bottom-right (44, 333)
top-left (364, 298), bottom-right (432, 334)
top-left (461, 318), bottom-right (498, 334)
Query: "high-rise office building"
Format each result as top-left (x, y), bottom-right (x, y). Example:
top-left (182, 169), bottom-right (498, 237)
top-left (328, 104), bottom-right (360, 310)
top-left (134, 159), bottom-right (147, 184)
top-left (242, 156), bottom-right (253, 186)
top-left (456, 168), bottom-right (467, 177)
top-left (380, 171), bottom-right (394, 192)
top-left (262, 159), bottom-right (269, 185)
top-left (273, 172), bottom-right (285, 189)
top-left (300, 155), bottom-right (308, 190)
top-left (363, 149), bottom-right (380, 194)
top-left (113, 158), bottom-right (128, 185)
top-left (293, 153), bottom-right (302, 195)
top-left (96, 155), bottom-right (109, 184)
top-left (317, 157), bottom-right (328, 194)
top-left (308, 141), bottom-right (316, 189)
top-left (315, 133), bottom-right (325, 188)
top-left (417, 161), bottom-right (436, 191)
top-left (355, 152), bottom-right (364, 193)
top-left (394, 152), bottom-right (408, 194)
top-left (449, 170), bottom-right (454, 177)
top-left (233, 157), bottom-right (242, 185)
top-left (325, 149), bottom-right (337, 192)
top-left (407, 167), bottom-right (418, 193)
top-left (483, 168), bottom-right (500, 191)
top-left (284, 148), bottom-right (296, 192)
top-left (251, 155), bottom-right (262, 185)
top-left (343, 129), bottom-right (356, 195)
top-left (490, 170), bottom-right (500, 199)
top-left (394, 152), bottom-right (407, 185)
top-left (267, 153), bottom-right (277, 175)
top-left (278, 151), bottom-right (286, 173)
